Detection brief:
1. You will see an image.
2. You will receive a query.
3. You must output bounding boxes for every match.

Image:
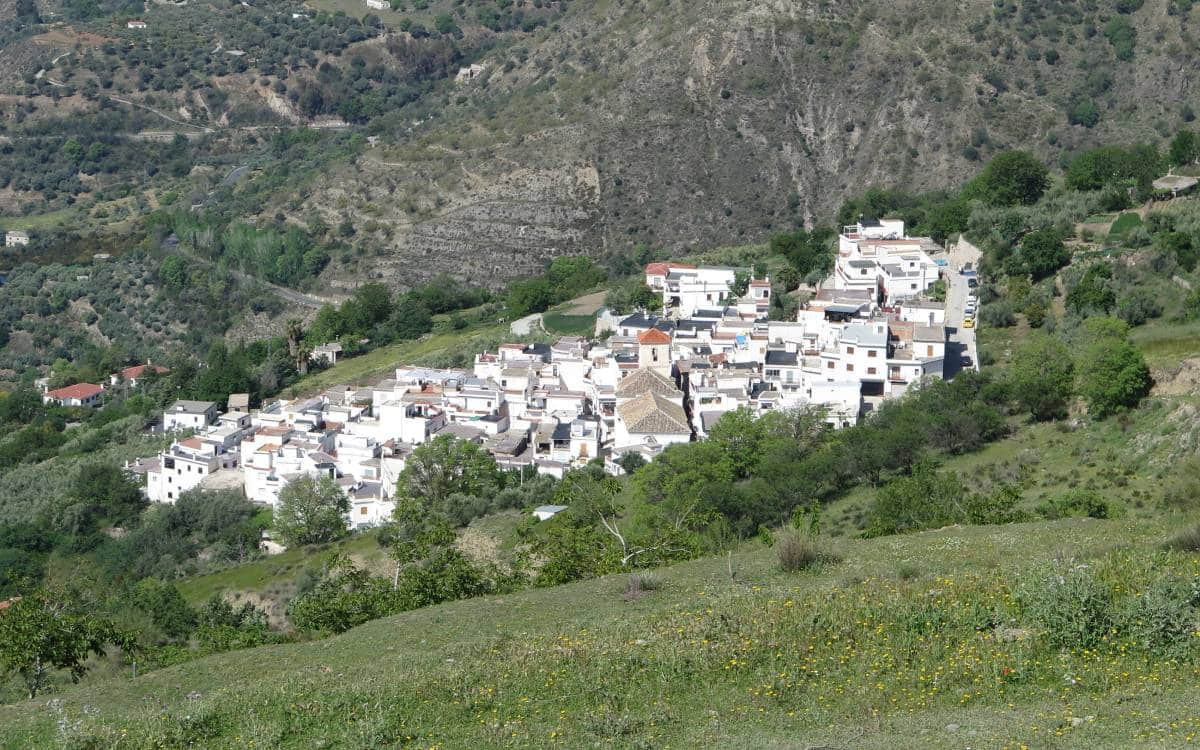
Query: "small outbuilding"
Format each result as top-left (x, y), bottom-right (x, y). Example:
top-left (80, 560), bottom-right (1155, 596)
top-left (532, 504), bottom-right (568, 521)
top-left (1153, 174), bottom-right (1198, 197)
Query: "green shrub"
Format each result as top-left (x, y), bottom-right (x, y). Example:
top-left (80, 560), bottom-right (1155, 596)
top-left (775, 531), bottom-right (839, 573)
top-left (1103, 17), bottom-right (1137, 61)
top-left (979, 301), bottom-right (1016, 327)
top-left (1165, 522), bottom-right (1200, 552)
top-left (965, 484), bottom-right (1030, 525)
top-left (1037, 489), bottom-right (1112, 520)
top-left (1020, 565), bottom-right (1113, 649)
top-left (1120, 576), bottom-right (1199, 658)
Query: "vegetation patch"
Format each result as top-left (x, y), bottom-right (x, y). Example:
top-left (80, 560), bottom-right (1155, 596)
top-left (1108, 212), bottom-right (1143, 239)
top-left (541, 311), bottom-right (595, 336)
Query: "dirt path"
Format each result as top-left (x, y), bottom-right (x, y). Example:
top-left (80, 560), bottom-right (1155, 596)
top-left (109, 95), bottom-right (212, 132)
top-left (561, 290), bottom-right (607, 316)
top-left (509, 312), bottom-right (542, 336)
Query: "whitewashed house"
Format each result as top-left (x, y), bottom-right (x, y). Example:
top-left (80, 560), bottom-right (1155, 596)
top-left (163, 400), bottom-right (219, 432)
top-left (146, 436), bottom-right (239, 503)
top-left (348, 481), bottom-right (392, 530)
top-left (832, 219), bottom-right (940, 303)
top-left (5, 230), bottom-right (30, 247)
top-left (898, 299), bottom-right (947, 326)
top-left (110, 363), bottom-right (169, 387)
top-left (313, 343), bottom-right (343, 365)
top-left (613, 391), bottom-right (692, 453)
top-left (42, 383), bottom-right (104, 408)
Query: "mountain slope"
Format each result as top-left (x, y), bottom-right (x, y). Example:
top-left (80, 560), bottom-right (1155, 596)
top-left (4, 1), bottom-right (1196, 289)
top-left (297, 0), bottom-right (1199, 287)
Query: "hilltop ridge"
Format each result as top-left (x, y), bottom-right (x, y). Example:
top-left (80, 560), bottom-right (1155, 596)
top-left (4, 1), bottom-right (1200, 287)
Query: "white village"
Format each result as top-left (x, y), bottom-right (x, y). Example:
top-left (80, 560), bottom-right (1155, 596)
top-left (43, 219), bottom-right (975, 538)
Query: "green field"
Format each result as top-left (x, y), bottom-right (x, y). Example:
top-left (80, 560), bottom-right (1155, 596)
top-left (0, 207), bottom-right (80, 232)
top-left (541, 311), bottom-right (596, 336)
top-left (1131, 318), bottom-right (1200, 369)
top-left (290, 323), bottom-right (508, 396)
top-left (4, 514), bottom-right (1200, 748)
top-left (1107, 212), bottom-right (1143, 238)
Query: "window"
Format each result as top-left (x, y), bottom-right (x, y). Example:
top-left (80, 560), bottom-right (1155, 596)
top-left (927, 345), bottom-right (934, 356)
top-left (847, 364), bottom-right (854, 372)
top-left (867, 367), bottom-right (877, 375)
top-left (826, 361), bottom-right (834, 369)
top-left (911, 283), bottom-right (917, 290)
top-left (867, 349), bottom-right (877, 358)
top-left (846, 346), bottom-right (855, 354)
top-left (360, 506), bottom-right (368, 515)
top-left (652, 348), bottom-right (659, 362)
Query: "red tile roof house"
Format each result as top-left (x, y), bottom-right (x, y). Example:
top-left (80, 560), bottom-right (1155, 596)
top-left (110, 363), bottom-right (169, 387)
top-left (42, 382), bottom-right (105, 408)
top-left (644, 262), bottom-right (696, 291)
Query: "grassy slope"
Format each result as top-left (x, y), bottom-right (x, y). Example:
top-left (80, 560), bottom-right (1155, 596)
top-left (176, 531), bottom-right (391, 607)
top-left (288, 322), bottom-right (507, 396)
top-left (3, 516), bottom-right (1199, 748)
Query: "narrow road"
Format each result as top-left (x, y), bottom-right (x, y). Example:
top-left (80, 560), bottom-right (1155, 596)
top-left (510, 313), bottom-right (543, 336)
top-left (165, 241), bottom-right (337, 309)
top-left (258, 277), bottom-right (333, 309)
top-left (223, 264), bottom-right (340, 309)
top-left (944, 236), bottom-right (982, 376)
top-left (108, 95), bottom-right (212, 133)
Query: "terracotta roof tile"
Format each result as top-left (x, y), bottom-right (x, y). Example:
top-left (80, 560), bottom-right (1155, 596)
top-left (636, 328), bottom-right (672, 345)
top-left (46, 382), bottom-right (104, 400)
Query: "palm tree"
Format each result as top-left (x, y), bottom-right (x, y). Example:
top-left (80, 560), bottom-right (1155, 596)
top-left (296, 341), bottom-right (312, 375)
top-left (284, 319), bottom-right (309, 374)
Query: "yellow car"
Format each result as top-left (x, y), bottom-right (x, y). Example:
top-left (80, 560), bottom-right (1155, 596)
top-left (962, 318), bottom-right (975, 329)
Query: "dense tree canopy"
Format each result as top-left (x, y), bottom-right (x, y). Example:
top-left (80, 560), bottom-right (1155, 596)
top-left (397, 435), bottom-right (504, 510)
top-left (1016, 229), bottom-right (1070, 281)
top-left (1075, 319), bottom-right (1151, 417)
top-left (274, 475), bottom-right (350, 547)
top-left (1011, 333), bottom-right (1075, 421)
top-left (965, 150), bottom-right (1050, 207)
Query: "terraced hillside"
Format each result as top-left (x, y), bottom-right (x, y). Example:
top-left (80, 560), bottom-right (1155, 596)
top-left (4, 1), bottom-right (1200, 289)
top-left (292, 0), bottom-right (1200, 286)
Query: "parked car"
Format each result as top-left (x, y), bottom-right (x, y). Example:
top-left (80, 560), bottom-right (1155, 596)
top-left (963, 318), bottom-right (975, 329)
top-left (967, 277), bottom-right (979, 288)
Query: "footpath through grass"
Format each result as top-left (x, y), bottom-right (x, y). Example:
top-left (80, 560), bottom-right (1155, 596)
top-left (5, 516), bottom-right (1200, 749)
